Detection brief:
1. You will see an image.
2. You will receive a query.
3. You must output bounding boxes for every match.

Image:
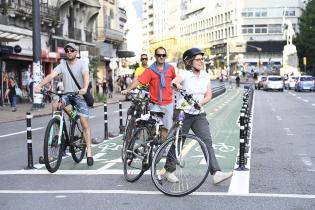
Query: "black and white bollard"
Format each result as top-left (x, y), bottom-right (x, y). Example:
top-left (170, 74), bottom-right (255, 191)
top-left (25, 112), bottom-right (35, 169)
top-left (236, 110), bottom-right (248, 171)
top-left (104, 102), bottom-right (109, 140)
top-left (119, 101), bottom-right (124, 134)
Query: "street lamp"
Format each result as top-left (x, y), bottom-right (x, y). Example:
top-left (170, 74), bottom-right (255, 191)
top-left (247, 44), bottom-right (262, 72)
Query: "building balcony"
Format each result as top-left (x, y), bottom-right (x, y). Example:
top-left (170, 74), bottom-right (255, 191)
top-left (0, 1), bottom-right (59, 31)
top-left (104, 28), bottom-right (124, 43)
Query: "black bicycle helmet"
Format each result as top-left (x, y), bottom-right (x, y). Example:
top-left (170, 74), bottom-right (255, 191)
top-left (182, 48), bottom-right (204, 61)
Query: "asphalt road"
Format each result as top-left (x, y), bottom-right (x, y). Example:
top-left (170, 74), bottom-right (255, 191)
top-left (1, 87), bottom-right (315, 210)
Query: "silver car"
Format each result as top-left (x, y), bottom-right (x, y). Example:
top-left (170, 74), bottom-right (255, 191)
top-left (263, 76), bottom-right (284, 91)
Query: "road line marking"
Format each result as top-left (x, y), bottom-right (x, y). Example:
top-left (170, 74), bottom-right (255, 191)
top-left (0, 127), bottom-right (45, 138)
top-left (302, 99), bottom-right (309, 102)
top-left (89, 115), bottom-right (96, 119)
top-left (276, 116), bottom-right (282, 121)
top-left (284, 128), bottom-right (294, 136)
top-left (312, 104), bottom-right (315, 107)
top-left (0, 190), bottom-right (314, 199)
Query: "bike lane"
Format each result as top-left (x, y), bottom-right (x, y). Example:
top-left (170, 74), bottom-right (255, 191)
top-left (32, 88), bottom-right (243, 176)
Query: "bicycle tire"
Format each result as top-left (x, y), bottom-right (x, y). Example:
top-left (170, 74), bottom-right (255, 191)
top-left (151, 133), bottom-right (210, 197)
top-left (121, 116), bottom-right (136, 161)
top-left (69, 118), bottom-right (86, 163)
top-left (123, 125), bottom-right (151, 182)
top-left (43, 118), bottom-right (64, 173)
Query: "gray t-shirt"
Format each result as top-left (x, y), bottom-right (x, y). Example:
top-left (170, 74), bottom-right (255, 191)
top-left (53, 59), bottom-right (88, 92)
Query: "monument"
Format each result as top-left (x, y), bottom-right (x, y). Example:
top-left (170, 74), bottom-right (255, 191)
top-left (281, 20), bottom-right (300, 76)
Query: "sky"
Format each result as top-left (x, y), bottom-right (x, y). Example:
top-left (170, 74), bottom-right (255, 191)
top-left (119, 0), bottom-right (143, 60)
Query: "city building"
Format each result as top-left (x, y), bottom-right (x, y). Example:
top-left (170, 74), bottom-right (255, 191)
top-left (142, 0), bottom-right (306, 77)
top-left (0, 0), bottom-right (101, 106)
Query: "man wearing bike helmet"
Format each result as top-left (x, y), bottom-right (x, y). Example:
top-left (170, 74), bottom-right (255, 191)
top-left (166, 48), bottom-right (233, 184)
top-left (122, 47), bottom-right (176, 141)
top-left (35, 43), bottom-right (94, 166)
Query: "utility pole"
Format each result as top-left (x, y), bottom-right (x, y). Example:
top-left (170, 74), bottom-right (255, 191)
top-left (247, 44), bottom-right (262, 72)
top-left (32, 0), bottom-right (43, 109)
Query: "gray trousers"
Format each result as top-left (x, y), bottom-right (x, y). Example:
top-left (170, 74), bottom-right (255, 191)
top-left (165, 112), bottom-right (221, 175)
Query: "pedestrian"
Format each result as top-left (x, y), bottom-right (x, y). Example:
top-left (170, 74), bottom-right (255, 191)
top-left (56, 78), bottom-right (64, 92)
top-left (96, 81), bottom-right (100, 95)
top-left (236, 75), bottom-right (240, 88)
top-left (5, 77), bottom-right (17, 112)
top-left (102, 79), bottom-right (107, 96)
top-left (168, 48), bottom-right (233, 184)
top-left (134, 53), bottom-right (149, 93)
top-left (35, 42), bottom-right (94, 166)
top-left (107, 74), bottom-right (113, 98)
top-left (122, 46), bottom-right (176, 142)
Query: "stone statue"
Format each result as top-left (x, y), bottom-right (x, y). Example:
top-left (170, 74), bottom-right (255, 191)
top-left (283, 20), bottom-right (295, 45)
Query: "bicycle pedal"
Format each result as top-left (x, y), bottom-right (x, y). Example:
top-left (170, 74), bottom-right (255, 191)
top-left (38, 156), bottom-right (44, 164)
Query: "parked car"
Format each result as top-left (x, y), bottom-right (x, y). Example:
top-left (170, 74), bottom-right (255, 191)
top-left (255, 75), bottom-right (267, 90)
top-left (263, 75), bottom-right (284, 91)
top-left (294, 75), bottom-right (315, 92)
top-left (284, 76), bottom-right (298, 90)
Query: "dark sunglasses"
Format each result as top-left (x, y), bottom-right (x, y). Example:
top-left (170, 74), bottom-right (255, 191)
top-left (65, 48), bottom-right (76, 53)
top-left (141, 57), bottom-right (148, 61)
top-left (156, 54), bottom-right (166, 58)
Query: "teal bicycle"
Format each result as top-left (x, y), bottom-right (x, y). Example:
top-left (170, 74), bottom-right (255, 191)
top-left (42, 90), bottom-right (86, 173)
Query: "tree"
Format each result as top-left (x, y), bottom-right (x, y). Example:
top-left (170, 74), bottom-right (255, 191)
top-left (294, 0), bottom-right (315, 75)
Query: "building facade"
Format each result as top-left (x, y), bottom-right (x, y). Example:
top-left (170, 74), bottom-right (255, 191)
top-left (0, 0), bottom-right (101, 106)
top-left (142, 0), bottom-right (306, 77)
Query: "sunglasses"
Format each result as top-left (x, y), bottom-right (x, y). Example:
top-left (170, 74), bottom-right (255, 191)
top-left (156, 54), bottom-right (166, 58)
top-left (65, 48), bottom-right (76, 53)
top-left (194, 58), bottom-right (204, 62)
top-left (141, 57), bottom-right (148, 61)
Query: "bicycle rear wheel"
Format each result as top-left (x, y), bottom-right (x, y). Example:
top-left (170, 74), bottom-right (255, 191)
top-left (121, 116), bottom-right (136, 161)
top-left (151, 134), bottom-right (210, 196)
top-left (123, 125), bottom-right (151, 182)
top-left (43, 118), bottom-right (64, 173)
top-left (70, 118), bottom-right (86, 163)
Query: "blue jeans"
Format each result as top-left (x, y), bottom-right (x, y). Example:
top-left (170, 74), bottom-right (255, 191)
top-left (9, 95), bottom-right (16, 108)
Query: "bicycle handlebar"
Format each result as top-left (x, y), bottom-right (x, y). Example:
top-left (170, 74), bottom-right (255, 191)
top-left (41, 90), bottom-right (80, 97)
top-left (172, 83), bottom-right (200, 110)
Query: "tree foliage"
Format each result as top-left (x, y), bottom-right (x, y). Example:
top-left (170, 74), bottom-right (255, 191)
top-left (294, 0), bottom-right (315, 74)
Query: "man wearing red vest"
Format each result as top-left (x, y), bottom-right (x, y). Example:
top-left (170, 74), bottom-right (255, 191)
top-left (122, 46), bottom-right (176, 141)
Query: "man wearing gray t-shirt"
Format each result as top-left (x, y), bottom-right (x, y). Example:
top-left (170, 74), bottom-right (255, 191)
top-left (35, 43), bottom-right (94, 166)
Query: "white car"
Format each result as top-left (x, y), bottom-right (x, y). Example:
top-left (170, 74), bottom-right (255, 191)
top-left (284, 76), bottom-right (298, 90)
top-left (263, 76), bottom-right (284, 91)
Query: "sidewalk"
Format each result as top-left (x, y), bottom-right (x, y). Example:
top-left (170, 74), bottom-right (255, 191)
top-left (0, 92), bottom-right (126, 124)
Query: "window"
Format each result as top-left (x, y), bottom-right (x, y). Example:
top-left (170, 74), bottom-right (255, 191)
top-left (269, 24), bottom-right (282, 33)
top-left (254, 25), bottom-right (267, 34)
top-left (284, 8), bottom-right (295, 16)
top-left (255, 8), bottom-right (267, 17)
top-left (242, 25), bottom-right (254, 34)
top-left (242, 8), bottom-right (254, 17)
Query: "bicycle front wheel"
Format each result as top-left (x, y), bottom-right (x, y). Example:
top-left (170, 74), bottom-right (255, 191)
top-left (151, 134), bottom-right (210, 197)
top-left (43, 118), bottom-right (64, 173)
top-left (123, 125), bottom-right (151, 182)
top-left (121, 116), bottom-right (136, 161)
top-left (70, 118), bottom-right (86, 163)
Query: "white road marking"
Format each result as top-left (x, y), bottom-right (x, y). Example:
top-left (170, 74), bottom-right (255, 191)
top-left (114, 109), bottom-right (127, 113)
top-left (0, 127), bottom-right (45, 138)
top-left (297, 96), bottom-right (301, 99)
top-left (0, 190), bottom-right (314, 199)
top-left (276, 116), bottom-right (282, 121)
top-left (271, 108), bottom-right (276, 112)
top-left (284, 128), bottom-right (294, 136)
top-left (229, 90), bottom-right (255, 194)
top-left (300, 154), bottom-right (315, 171)
top-left (312, 104), bottom-right (315, 107)
top-left (302, 99), bottom-right (309, 102)
top-left (89, 115), bottom-right (96, 119)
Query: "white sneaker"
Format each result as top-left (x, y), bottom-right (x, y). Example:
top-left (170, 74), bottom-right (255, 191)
top-left (164, 171), bottom-right (179, 183)
top-left (213, 171), bottom-right (233, 185)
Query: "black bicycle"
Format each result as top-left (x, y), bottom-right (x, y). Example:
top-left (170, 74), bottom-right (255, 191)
top-left (124, 86), bottom-right (210, 196)
top-left (42, 90), bottom-right (86, 173)
top-left (121, 88), bottom-right (150, 161)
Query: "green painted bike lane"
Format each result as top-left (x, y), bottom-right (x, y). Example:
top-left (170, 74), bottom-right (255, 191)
top-left (36, 88), bottom-right (244, 173)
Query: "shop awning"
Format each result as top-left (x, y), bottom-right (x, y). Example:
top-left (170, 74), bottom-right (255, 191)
top-left (0, 24), bottom-right (32, 42)
top-left (117, 50), bottom-right (135, 58)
